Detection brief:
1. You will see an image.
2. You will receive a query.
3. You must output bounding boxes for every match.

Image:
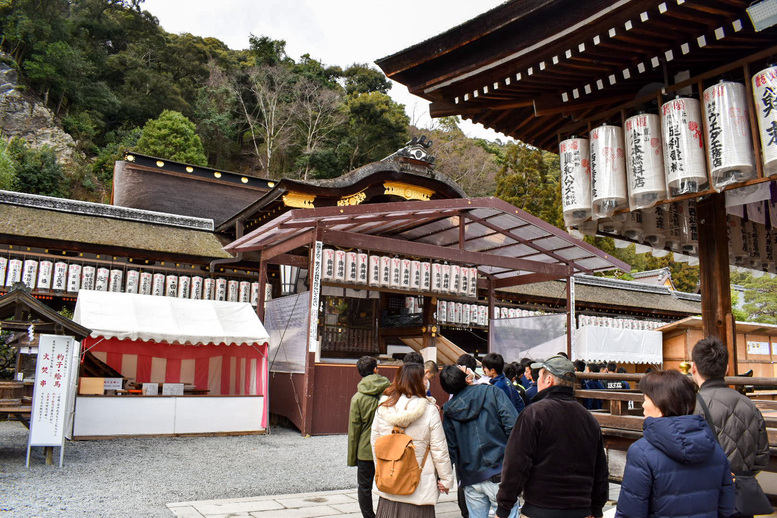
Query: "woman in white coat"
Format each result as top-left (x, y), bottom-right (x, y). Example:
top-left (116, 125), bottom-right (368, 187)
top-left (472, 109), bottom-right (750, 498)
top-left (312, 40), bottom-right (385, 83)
top-left (371, 362), bottom-right (454, 518)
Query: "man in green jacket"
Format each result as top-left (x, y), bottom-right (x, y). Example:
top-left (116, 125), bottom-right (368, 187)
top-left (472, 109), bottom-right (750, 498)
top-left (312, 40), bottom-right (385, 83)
top-left (348, 356), bottom-right (390, 518)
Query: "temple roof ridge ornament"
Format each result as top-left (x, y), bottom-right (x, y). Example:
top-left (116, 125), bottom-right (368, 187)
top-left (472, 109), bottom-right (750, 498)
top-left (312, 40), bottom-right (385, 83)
top-left (383, 135), bottom-right (436, 166)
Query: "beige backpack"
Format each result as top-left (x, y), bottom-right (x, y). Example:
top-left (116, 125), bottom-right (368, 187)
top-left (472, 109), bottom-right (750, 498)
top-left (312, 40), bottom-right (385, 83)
top-left (373, 426), bottom-right (430, 495)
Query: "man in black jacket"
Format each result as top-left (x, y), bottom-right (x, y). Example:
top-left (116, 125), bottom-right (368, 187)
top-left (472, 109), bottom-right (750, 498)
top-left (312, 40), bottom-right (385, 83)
top-left (496, 356), bottom-right (608, 518)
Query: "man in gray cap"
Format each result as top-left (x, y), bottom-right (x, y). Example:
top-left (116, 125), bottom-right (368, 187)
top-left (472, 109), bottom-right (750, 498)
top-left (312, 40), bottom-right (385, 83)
top-left (495, 356), bottom-right (608, 518)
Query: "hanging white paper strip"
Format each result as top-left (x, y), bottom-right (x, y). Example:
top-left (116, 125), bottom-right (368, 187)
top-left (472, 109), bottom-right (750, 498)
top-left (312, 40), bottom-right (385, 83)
top-left (239, 281), bottom-right (251, 303)
top-left (625, 113), bottom-right (666, 209)
top-left (321, 249), bottom-right (335, 281)
top-left (661, 97), bottom-right (708, 196)
top-left (125, 270), bottom-right (140, 294)
top-left (590, 124), bottom-right (628, 219)
top-left (560, 137), bottom-right (592, 225)
top-left (139, 272), bottom-right (153, 296)
top-left (37, 261), bottom-right (53, 290)
top-left (703, 82), bottom-right (756, 190)
top-left (152, 273), bottom-right (166, 296)
top-left (380, 256), bottom-right (391, 287)
top-left (95, 268), bottom-right (110, 291)
top-left (227, 280), bottom-right (239, 302)
top-left (22, 260), bottom-right (38, 289)
top-left (421, 262), bottom-right (432, 291)
top-left (345, 252), bottom-right (358, 283)
top-left (203, 278), bottom-right (216, 300)
top-left (333, 250), bottom-right (346, 282)
top-left (410, 260), bottom-right (421, 290)
top-left (356, 253), bottom-right (369, 285)
top-left (368, 255), bottom-right (381, 286)
top-left (109, 269), bottom-right (123, 292)
top-left (191, 276), bottom-right (203, 300)
top-left (250, 282), bottom-right (260, 306)
top-left (81, 266), bottom-right (96, 291)
top-left (165, 275), bottom-right (178, 297)
top-left (178, 276), bottom-right (191, 298)
top-left (6, 258), bottom-right (22, 287)
top-left (400, 258), bottom-right (411, 289)
top-left (753, 66), bottom-right (777, 175)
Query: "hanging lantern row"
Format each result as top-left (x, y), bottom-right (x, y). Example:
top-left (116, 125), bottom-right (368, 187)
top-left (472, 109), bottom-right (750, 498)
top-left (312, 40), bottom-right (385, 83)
top-left (728, 215), bottom-right (777, 273)
top-left (320, 249), bottom-right (479, 298)
top-left (438, 300), bottom-right (488, 326)
top-left (0, 258), bottom-right (260, 306)
top-left (578, 315), bottom-right (664, 331)
top-left (561, 65), bottom-right (777, 228)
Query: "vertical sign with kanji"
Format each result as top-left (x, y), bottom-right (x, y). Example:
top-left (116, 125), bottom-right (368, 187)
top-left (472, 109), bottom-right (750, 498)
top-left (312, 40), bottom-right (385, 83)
top-left (27, 334), bottom-right (78, 467)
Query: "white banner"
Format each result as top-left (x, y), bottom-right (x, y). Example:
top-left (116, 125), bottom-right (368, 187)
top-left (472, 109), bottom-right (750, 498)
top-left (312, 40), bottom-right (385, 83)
top-left (265, 293), bottom-right (311, 373)
top-left (309, 242), bottom-right (322, 353)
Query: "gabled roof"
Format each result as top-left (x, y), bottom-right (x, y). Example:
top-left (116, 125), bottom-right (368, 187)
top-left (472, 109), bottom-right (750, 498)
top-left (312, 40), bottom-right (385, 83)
top-left (0, 289), bottom-right (91, 340)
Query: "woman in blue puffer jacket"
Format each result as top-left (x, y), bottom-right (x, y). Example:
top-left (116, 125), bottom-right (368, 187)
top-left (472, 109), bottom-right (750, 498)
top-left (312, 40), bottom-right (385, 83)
top-left (615, 370), bottom-right (734, 518)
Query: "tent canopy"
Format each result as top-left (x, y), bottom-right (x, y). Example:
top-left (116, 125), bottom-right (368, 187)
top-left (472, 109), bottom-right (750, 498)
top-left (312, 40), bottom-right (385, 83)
top-left (73, 291), bottom-right (269, 346)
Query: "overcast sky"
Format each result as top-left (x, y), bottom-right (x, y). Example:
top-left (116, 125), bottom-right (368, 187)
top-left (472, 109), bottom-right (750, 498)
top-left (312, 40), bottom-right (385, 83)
top-left (141, 0), bottom-right (509, 141)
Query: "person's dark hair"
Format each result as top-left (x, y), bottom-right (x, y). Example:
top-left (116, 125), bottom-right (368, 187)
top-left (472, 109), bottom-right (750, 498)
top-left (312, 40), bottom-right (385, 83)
top-left (692, 336), bottom-right (728, 380)
top-left (440, 365), bottom-right (468, 395)
top-left (403, 351), bottom-right (424, 364)
top-left (588, 362), bottom-right (601, 373)
top-left (607, 362), bottom-right (617, 372)
top-left (381, 363), bottom-right (426, 407)
top-left (531, 367), bottom-right (541, 381)
top-left (519, 358), bottom-right (533, 369)
top-left (574, 360), bottom-right (586, 372)
top-left (424, 360), bottom-right (438, 376)
top-left (616, 367), bottom-right (627, 374)
top-left (504, 362), bottom-right (519, 382)
top-left (645, 367), bottom-right (654, 374)
top-left (356, 356), bottom-right (377, 377)
top-left (639, 370), bottom-right (696, 417)
top-left (482, 353), bottom-right (504, 375)
top-left (456, 353), bottom-right (478, 371)
top-left (556, 351), bottom-right (569, 359)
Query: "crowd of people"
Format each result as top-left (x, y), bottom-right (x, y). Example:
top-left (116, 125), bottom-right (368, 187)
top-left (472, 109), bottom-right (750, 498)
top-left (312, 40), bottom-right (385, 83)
top-left (346, 338), bottom-right (770, 518)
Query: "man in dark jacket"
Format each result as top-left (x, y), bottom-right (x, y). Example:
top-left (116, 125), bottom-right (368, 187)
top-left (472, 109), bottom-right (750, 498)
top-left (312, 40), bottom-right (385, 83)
top-left (692, 337), bottom-right (770, 518)
top-left (496, 355), bottom-right (608, 518)
top-left (482, 352), bottom-right (524, 414)
top-left (347, 356), bottom-right (390, 518)
top-left (441, 365), bottom-right (519, 518)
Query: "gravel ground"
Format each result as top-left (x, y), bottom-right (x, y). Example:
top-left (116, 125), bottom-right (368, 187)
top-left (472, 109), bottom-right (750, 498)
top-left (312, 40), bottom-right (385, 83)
top-left (0, 420), bottom-right (356, 518)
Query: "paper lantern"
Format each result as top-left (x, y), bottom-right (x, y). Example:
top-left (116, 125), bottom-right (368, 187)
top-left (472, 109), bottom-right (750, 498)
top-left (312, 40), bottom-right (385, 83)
top-left (448, 300), bottom-right (456, 322)
top-left (81, 266), bottom-right (96, 291)
top-left (215, 278), bottom-right (227, 300)
top-left (642, 206), bottom-right (666, 249)
top-left (226, 280), bottom-right (238, 302)
top-left (590, 124), bottom-right (628, 219)
top-left (96, 268), bottom-right (110, 292)
top-left (470, 304), bottom-right (479, 325)
top-left (400, 258), bottom-right (411, 289)
top-left (190, 276), bottom-right (203, 299)
top-left (421, 262), bottom-right (431, 291)
top-left (380, 256), bottom-right (391, 287)
top-left (747, 221), bottom-right (763, 269)
top-left (763, 228), bottom-right (775, 272)
top-left (178, 276), bottom-right (191, 298)
top-left (66, 263), bottom-right (82, 292)
top-left (109, 270), bottom-right (123, 292)
top-left (752, 66), bottom-right (777, 175)
top-left (508, 308), bottom-right (517, 319)
top-left (125, 270), bottom-right (140, 294)
top-left (356, 253), bottom-right (369, 285)
top-left (438, 300), bottom-right (447, 323)
top-left (321, 249), bottom-right (335, 281)
top-left (6, 259), bottom-right (21, 286)
top-left (368, 255), bottom-right (381, 286)
top-left (139, 272), bottom-right (153, 295)
top-left (250, 282), bottom-right (260, 306)
top-left (345, 251), bottom-right (358, 283)
top-left (665, 203), bottom-right (683, 251)
top-left (493, 306), bottom-right (500, 319)
top-left (389, 257), bottom-right (401, 288)
top-left (334, 250), bottom-right (346, 282)
top-left (728, 216), bottom-right (749, 265)
top-left (405, 296), bottom-right (415, 315)
top-left (661, 97), bottom-right (708, 196)
top-left (0, 258), bottom-right (6, 287)
top-left (703, 81), bottom-right (756, 190)
top-left (22, 260), bottom-right (38, 289)
top-left (441, 264), bottom-right (451, 293)
top-left (37, 261), bottom-right (53, 290)
top-left (453, 302), bottom-right (462, 324)
top-left (239, 281), bottom-right (251, 303)
top-left (431, 263), bottom-right (443, 293)
top-left (203, 278), bottom-right (216, 300)
top-left (460, 266), bottom-right (469, 296)
top-left (478, 305), bottom-right (487, 326)
top-left (625, 113), bottom-right (666, 209)
top-left (165, 275), bottom-right (178, 297)
top-left (560, 137), bottom-right (592, 225)
top-left (410, 260), bottom-right (421, 290)
top-left (500, 307), bottom-right (509, 319)
top-left (450, 265), bottom-right (461, 295)
top-left (598, 214), bottom-right (625, 235)
top-left (468, 267), bottom-right (478, 297)
top-left (152, 273), bottom-right (166, 296)
top-left (462, 303), bottom-right (471, 324)
top-left (621, 211), bottom-right (644, 243)
top-left (677, 200), bottom-right (699, 254)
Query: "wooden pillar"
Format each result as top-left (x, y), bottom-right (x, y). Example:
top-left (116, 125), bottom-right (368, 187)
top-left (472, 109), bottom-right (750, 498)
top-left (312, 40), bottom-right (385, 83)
top-left (697, 193), bottom-right (737, 375)
top-left (255, 259), bottom-right (268, 322)
top-left (422, 296), bottom-right (436, 349)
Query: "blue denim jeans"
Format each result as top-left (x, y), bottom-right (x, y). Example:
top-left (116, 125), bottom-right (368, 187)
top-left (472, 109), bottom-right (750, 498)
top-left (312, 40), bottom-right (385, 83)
top-left (463, 480), bottom-right (519, 518)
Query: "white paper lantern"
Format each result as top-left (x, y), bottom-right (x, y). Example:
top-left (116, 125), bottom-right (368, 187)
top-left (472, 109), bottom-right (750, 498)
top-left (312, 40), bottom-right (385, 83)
top-left (661, 97), bottom-right (708, 196)
top-left (0, 257), bottom-right (6, 287)
top-left (753, 66), bottom-right (777, 175)
top-left (462, 303), bottom-right (471, 324)
top-left (560, 137), bottom-right (592, 225)
top-left (322, 249), bottom-right (335, 281)
top-left (747, 221), bottom-right (763, 269)
top-left (421, 262), bottom-right (431, 291)
top-left (703, 81), bottom-right (756, 190)
top-left (333, 250), bottom-right (346, 282)
top-left (441, 264), bottom-right (451, 293)
top-left (81, 266), bottom-right (96, 291)
top-left (191, 276), bottom-right (203, 299)
top-left (152, 273), bottom-right (165, 296)
top-left (37, 261), bottom-right (53, 290)
top-left (431, 263), bottom-right (443, 293)
top-left (250, 282), bottom-right (260, 306)
top-left (63, 263), bottom-right (80, 293)
top-left (239, 281), bottom-right (251, 302)
top-left (677, 200), bottom-right (699, 254)
top-left (625, 113), bottom-right (666, 209)
top-left (493, 306), bottom-right (500, 319)
top-left (356, 253), bottom-right (369, 285)
top-left (410, 260), bottom-right (421, 290)
top-left (368, 255), bottom-right (381, 286)
top-left (459, 265), bottom-right (469, 296)
top-left (226, 280), bottom-right (238, 302)
top-left (345, 251), bottom-right (358, 283)
top-left (500, 307), bottom-right (509, 319)
top-left (665, 203), bottom-right (683, 251)
top-left (453, 302), bottom-right (462, 324)
top-left (139, 272), bottom-right (153, 295)
top-left (388, 257), bottom-right (401, 288)
top-left (380, 256), bottom-right (391, 287)
top-left (95, 268), bottom-right (110, 291)
top-left (125, 270), bottom-right (140, 294)
top-left (468, 267), bottom-right (478, 298)
top-left (178, 276), bottom-right (191, 298)
top-left (642, 206), bottom-right (667, 250)
top-left (763, 228), bottom-right (775, 272)
top-left (165, 275), bottom-right (178, 297)
top-left (450, 264), bottom-right (461, 294)
top-left (398, 258), bottom-right (410, 289)
top-left (508, 308), bottom-right (517, 319)
top-left (109, 269), bottom-right (123, 292)
top-left (6, 258), bottom-right (21, 287)
top-left (438, 300), bottom-right (447, 323)
top-left (621, 211), bottom-right (644, 243)
top-left (405, 296), bottom-right (415, 315)
top-left (478, 305), bottom-right (487, 326)
top-left (22, 260), bottom-right (38, 289)
top-left (448, 300), bottom-right (456, 322)
top-left (590, 124), bottom-right (628, 219)
top-left (203, 278), bottom-right (216, 300)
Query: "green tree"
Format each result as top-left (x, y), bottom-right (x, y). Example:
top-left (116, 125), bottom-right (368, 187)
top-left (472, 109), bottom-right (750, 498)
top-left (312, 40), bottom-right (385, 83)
top-left (343, 63), bottom-right (391, 95)
top-left (135, 110), bottom-right (207, 165)
top-left (7, 139), bottom-right (66, 197)
top-left (731, 272), bottom-right (777, 323)
top-left (248, 34), bottom-right (288, 67)
top-left (0, 137), bottom-right (16, 190)
top-left (93, 125), bottom-right (142, 184)
top-left (344, 91), bottom-right (409, 170)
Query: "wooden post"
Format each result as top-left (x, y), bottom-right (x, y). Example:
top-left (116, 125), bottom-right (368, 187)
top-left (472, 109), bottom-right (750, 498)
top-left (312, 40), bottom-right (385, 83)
top-left (697, 193), bottom-right (737, 375)
top-left (255, 259), bottom-right (268, 322)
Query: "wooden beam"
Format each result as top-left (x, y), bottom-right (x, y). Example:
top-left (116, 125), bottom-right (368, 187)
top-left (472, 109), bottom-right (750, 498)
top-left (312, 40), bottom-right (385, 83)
top-left (267, 254), bottom-right (309, 267)
top-left (492, 272), bottom-right (567, 289)
top-left (258, 230), bottom-right (314, 259)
